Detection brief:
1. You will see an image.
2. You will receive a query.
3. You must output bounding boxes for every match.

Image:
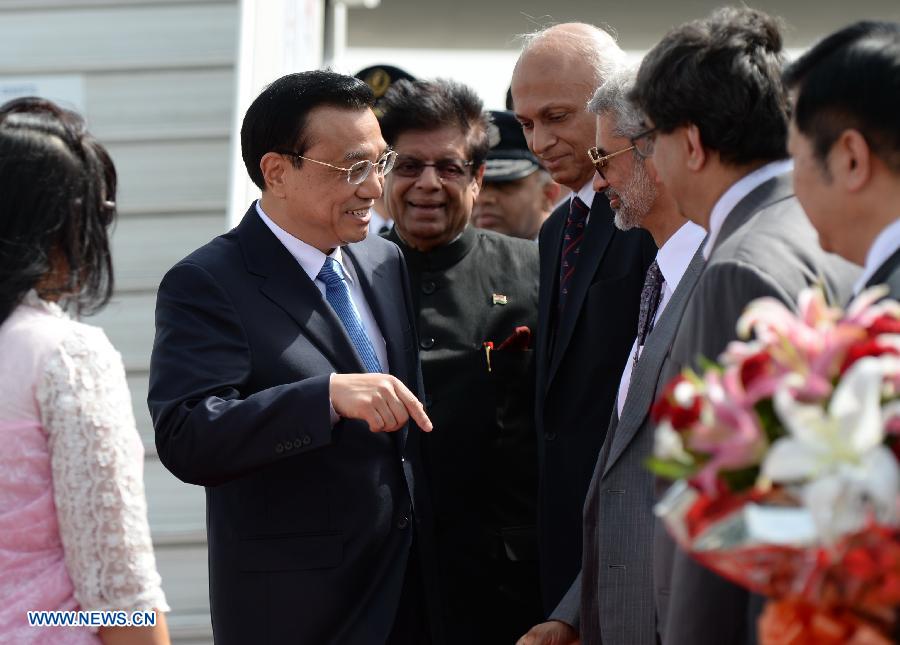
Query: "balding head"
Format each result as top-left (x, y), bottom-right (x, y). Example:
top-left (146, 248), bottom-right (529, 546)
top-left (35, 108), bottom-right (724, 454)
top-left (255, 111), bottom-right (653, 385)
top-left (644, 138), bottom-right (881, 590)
top-left (510, 23), bottom-right (626, 190)
top-left (517, 23), bottom-right (626, 89)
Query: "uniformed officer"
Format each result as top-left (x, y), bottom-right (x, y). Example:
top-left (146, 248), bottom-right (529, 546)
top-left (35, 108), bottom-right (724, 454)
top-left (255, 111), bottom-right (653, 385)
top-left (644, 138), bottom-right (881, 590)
top-left (379, 78), bottom-right (542, 644)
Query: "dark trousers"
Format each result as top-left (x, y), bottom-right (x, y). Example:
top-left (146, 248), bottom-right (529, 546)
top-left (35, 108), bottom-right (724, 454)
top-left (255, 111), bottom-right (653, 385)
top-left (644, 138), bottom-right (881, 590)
top-left (387, 544), bottom-right (431, 645)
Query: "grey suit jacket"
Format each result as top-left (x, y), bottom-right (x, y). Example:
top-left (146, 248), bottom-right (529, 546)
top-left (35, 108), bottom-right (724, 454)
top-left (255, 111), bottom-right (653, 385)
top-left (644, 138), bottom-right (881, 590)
top-left (550, 243), bottom-right (707, 645)
top-left (655, 173), bottom-right (859, 645)
top-left (866, 246), bottom-right (900, 299)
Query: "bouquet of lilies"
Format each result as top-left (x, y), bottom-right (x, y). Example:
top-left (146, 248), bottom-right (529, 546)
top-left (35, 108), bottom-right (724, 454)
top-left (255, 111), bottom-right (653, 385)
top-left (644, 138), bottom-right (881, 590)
top-left (650, 285), bottom-right (900, 643)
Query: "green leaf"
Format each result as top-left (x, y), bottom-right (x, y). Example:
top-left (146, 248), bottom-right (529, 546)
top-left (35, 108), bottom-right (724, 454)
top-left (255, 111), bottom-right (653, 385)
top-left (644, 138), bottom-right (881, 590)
top-left (720, 466), bottom-right (760, 492)
top-left (645, 457), bottom-right (697, 481)
top-left (754, 398), bottom-right (787, 444)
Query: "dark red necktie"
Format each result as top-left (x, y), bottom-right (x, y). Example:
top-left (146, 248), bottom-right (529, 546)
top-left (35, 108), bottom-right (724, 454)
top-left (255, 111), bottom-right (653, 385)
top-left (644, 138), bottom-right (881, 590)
top-left (557, 196), bottom-right (590, 316)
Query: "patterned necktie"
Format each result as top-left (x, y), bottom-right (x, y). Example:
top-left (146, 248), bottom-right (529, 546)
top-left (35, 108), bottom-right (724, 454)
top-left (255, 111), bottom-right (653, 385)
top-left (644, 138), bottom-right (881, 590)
top-left (317, 257), bottom-right (383, 373)
top-left (557, 196), bottom-right (590, 315)
top-left (634, 260), bottom-right (664, 366)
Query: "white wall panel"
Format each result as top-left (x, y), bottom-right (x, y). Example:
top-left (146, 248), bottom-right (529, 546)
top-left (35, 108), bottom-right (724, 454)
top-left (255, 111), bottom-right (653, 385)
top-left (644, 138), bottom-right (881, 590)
top-left (154, 542), bottom-right (210, 615)
top-left (111, 212), bottom-right (226, 292)
top-left (107, 140), bottom-right (231, 215)
top-left (145, 456), bottom-right (207, 538)
top-left (85, 293), bottom-right (157, 371)
top-left (129, 373), bottom-right (155, 452)
top-left (0, 4), bottom-right (237, 74)
top-left (87, 68), bottom-right (234, 142)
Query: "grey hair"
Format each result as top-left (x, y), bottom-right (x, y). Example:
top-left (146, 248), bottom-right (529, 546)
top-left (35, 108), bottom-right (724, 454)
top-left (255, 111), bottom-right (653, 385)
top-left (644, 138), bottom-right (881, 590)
top-left (518, 23), bottom-right (627, 87)
top-left (587, 65), bottom-right (645, 141)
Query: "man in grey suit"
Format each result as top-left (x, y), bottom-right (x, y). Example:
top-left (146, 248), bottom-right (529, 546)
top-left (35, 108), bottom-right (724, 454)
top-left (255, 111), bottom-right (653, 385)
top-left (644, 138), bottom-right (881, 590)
top-left (786, 21), bottom-right (900, 299)
top-left (517, 67), bottom-right (706, 645)
top-left (630, 8), bottom-right (860, 645)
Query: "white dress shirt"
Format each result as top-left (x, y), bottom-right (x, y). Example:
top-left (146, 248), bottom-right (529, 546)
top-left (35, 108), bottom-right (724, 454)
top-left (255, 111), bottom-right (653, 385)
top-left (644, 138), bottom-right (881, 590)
top-left (615, 221), bottom-right (707, 417)
top-left (572, 180), bottom-right (596, 223)
top-left (368, 208), bottom-right (392, 235)
top-left (256, 202), bottom-right (390, 421)
top-left (853, 217), bottom-right (900, 295)
top-left (703, 159), bottom-right (794, 259)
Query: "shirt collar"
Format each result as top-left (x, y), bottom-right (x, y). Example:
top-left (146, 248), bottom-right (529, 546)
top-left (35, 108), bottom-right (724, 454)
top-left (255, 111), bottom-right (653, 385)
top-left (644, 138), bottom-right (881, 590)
top-left (656, 221), bottom-right (707, 289)
top-left (703, 159), bottom-right (794, 259)
top-left (572, 180), bottom-right (596, 210)
top-left (255, 200), bottom-right (351, 284)
top-left (854, 217), bottom-right (900, 294)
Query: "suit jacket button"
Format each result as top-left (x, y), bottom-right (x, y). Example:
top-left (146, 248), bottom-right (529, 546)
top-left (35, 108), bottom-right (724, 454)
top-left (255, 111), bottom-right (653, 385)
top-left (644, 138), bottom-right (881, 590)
top-left (397, 515), bottom-right (410, 530)
top-left (284, 441), bottom-right (293, 450)
top-left (420, 337), bottom-right (435, 350)
top-left (421, 281), bottom-right (436, 295)
top-left (293, 438), bottom-right (302, 449)
top-left (301, 434), bottom-right (312, 446)
top-left (544, 432), bottom-right (557, 441)
top-left (275, 442), bottom-right (284, 453)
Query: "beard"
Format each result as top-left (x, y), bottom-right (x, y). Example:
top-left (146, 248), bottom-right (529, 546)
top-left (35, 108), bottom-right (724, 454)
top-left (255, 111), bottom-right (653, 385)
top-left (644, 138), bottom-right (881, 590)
top-left (608, 161), bottom-right (657, 231)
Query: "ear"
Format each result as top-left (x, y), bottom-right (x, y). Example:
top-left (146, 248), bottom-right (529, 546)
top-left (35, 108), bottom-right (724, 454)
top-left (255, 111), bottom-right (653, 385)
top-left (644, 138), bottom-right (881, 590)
top-left (684, 124), bottom-right (707, 172)
top-left (260, 152), bottom-right (290, 198)
top-left (542, 179), bottom-right (562, 208)
top-left (834, 129), bottom-right (872, 193)
top-left (471, 163), bottom-right (486, 200)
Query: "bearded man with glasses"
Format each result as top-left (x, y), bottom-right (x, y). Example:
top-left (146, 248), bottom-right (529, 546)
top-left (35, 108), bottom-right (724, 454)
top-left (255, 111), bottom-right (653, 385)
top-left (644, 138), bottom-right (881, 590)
top-left (378, 78), bottom-right (543, 644)
top-left (149, 70), bottom-right (441, 645)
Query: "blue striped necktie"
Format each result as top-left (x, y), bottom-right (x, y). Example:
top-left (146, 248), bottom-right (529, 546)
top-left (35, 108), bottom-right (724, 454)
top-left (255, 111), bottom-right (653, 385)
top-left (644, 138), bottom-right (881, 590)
top-left (317, 257), bottom-right (383, 373)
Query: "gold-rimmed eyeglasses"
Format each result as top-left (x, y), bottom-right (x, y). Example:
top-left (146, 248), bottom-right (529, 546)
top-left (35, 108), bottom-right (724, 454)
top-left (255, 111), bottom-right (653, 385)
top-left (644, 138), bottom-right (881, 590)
top-left (587, 145), bottom-right (635, 179)
top-left (274, 149), bottom-right (397, 185)
top-left (630, 126), bottom-right (658, 157)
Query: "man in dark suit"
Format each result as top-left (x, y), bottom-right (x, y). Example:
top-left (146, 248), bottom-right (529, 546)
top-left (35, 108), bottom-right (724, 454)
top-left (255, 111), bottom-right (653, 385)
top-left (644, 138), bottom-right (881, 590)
top-left (785, 21), bottom-right (900, 298)
top-left (148, 71), bottom-right (438, 645)
top-left (518, 66), bottom-right (706, 645)
top-left (377, 78), bottom-right (543, 644)
top-left (630, 8), bottom-right (860, 644)
top-left (472, 110), bottom-right (560, 241)
top-left (510, 22), bottom-right (657, 614)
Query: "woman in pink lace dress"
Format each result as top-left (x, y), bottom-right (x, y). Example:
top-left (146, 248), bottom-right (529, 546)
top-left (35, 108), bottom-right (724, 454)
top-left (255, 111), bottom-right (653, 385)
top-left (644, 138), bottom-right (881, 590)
top-left (0, 98), bottom-right (169, 644)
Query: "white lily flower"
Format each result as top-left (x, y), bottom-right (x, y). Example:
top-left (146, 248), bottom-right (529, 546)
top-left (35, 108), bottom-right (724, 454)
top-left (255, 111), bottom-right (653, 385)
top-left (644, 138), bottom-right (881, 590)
top-left (762, 357), bottom-right (900, 540)
top-left (654, 420), bottom-right (694, 465)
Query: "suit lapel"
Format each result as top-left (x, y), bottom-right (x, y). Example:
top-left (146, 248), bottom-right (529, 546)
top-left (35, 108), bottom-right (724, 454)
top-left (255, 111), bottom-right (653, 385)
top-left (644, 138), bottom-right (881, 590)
top-left (547, 193), bottom-right (616, 387)
top-left (710, 173), bottom-right (795, 256)
top-left (866, 246), bottom-right (900, 289)
top-left (237, 207), bottom-right (366, 374)
top-left (601, 244), bottom-right (706, 478)
top-left (536, 202), bottom-right (566, 393)
top-left (343, 243), bottom-right (410, 451)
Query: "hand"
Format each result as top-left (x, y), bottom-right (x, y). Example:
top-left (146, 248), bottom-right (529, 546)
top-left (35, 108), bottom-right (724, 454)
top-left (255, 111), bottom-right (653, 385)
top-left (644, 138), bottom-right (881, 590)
top-left (516, 621), bottom-right (580, 645)
top-left (330, 373), bottom-right (433, 433)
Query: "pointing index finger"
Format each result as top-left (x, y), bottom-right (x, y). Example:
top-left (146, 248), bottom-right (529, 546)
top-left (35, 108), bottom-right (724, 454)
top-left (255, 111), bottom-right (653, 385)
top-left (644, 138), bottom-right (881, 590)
top-left (394, 381), bottom-right (433, 432)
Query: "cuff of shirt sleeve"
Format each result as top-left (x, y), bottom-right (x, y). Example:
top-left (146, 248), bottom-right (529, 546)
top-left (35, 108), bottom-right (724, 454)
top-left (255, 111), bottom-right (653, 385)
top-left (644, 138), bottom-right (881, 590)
top-left (328, 372), bottom-right (339, 425)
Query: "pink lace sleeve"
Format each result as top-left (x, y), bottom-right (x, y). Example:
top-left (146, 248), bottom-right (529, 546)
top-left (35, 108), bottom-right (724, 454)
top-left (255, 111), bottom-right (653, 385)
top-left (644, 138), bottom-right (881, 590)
top-left (35, 325), bottom-right (169, 613)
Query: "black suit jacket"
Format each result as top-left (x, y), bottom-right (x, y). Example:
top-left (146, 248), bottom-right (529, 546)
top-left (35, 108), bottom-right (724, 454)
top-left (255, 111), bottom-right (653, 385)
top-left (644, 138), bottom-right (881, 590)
top-left (149, 205), bottom-right (439, 645)
top-left (535, 192), bottom-right (656, 612)
top-left (388, 226), bottom-right (542, 643)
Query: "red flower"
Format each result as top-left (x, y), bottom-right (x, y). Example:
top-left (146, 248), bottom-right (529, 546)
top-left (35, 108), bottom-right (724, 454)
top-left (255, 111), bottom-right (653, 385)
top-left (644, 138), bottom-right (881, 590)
top-left (740, 350), bottom-right (774, 391)
top-left (840, 339), bottom-right (899, 374)
top-left (868, 315), bottom-right (900, 337)
top-left (651, 375), bottom-right (702, 430)
top-left (845, 546), bottom-right (879, 582)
